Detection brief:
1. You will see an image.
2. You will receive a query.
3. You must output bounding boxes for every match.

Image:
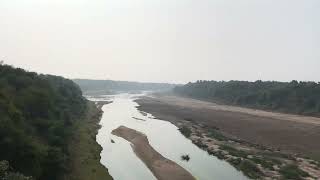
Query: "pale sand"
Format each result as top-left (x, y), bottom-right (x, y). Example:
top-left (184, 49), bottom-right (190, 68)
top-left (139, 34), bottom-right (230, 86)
top-left (111, 126), bottom-right (195, 180)
top-left (136, 95), bottom-right (320, 160)
top-left (151, 95), bottom-right (320, 125)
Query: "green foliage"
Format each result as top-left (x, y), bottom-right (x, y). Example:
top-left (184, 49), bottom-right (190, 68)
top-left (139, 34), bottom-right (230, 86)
top-left (207, 128), bottom-right (227, 141)
top-left (233, 159), bottom-right (263, 179)
top-left (0, 64), bottom-right (87, 179)
top-left (279, 165), bottom-right (309, 179)
top-left (219, 145), bottom-right (249, 158)
top-left (0, 160), bottom-right (33, 180)
top-left (250, 156), bottom-right (277, 170)
top-left (174, 80), bottom-right (320, 116)
top-left (178, 126), bottom-right (192, 138)
top-left (228, 158), bottom-right (263, 179)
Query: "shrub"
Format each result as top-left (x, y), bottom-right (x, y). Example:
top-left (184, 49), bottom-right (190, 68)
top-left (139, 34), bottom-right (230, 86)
top-left (279, 165), bottom-right (309, 179)
top-left (179, 126), bottom-right (192, 138)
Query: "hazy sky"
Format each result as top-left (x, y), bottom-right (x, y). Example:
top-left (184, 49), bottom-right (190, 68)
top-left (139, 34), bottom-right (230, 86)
top-left (1, 0), bottom-right (319, 83)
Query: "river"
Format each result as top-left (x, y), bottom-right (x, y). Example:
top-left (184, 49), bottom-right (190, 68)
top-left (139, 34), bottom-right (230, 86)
top-left (92, 94), bottom-right (248, 180)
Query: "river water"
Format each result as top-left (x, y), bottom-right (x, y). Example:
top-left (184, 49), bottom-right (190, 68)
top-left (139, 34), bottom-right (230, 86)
top-left (92, 94), bottom-right (248, 180)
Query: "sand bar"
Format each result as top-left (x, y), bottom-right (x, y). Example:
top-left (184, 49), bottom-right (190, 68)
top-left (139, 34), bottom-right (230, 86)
top-left (112, 126), bottom-right (195, 180)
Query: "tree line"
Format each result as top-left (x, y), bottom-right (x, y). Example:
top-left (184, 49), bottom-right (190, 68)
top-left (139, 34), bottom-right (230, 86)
top-left (0, 64), bottom-right (87, 179)
top-left (174, 80), bottom-right (320, 116)
top-left (73, 79), bottom-right (176, 95)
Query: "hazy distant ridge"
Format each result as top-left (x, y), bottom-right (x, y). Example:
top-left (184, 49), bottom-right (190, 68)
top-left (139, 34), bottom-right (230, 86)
top-left (73, 79), bottom-right (177, 95)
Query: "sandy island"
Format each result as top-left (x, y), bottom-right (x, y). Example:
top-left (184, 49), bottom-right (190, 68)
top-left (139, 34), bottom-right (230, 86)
top-left (111, 126), bottom-right (195, 180)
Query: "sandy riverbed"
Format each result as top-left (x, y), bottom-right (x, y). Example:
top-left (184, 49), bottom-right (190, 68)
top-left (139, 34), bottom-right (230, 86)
top-left (136, 95), bottom-right (320, 159)
top-left (135, 95), bottom-right (320, 179)
top-left (111, 126), bottom-right (196, 180)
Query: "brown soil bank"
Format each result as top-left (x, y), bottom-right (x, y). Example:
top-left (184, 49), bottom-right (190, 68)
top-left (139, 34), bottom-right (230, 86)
top-left (136, 95), bottom-right (320, 161)
top-left (112, 126), bottom-right (195, 180)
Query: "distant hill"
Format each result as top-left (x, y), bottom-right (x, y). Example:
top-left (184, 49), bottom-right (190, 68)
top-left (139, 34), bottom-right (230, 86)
top-left (174, 80), bottom-right (320, 116)
top-left (73, 79), bottom-right (177, 95)
top-left (0, 64), bottom-right (87, 179)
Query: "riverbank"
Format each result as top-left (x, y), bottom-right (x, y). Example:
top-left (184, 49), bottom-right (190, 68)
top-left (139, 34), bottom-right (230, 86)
top-left (136, 95), bottom-right (320, 179)
top-left (111, 126), bottom-right (195, 180)
top-left (63, 101), bottom-right (113, 180)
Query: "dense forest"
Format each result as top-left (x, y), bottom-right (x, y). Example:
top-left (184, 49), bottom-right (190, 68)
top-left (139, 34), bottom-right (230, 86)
top-left (174, 80), bottom-right (320, 116)
top-left (73, 79), bottom-right (176, 95)
top-left (0, 64), bottom-right (87, 179)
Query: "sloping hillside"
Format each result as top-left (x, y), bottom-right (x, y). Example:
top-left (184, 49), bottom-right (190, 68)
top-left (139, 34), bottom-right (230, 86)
top-left (0, 65), bottom-right (87, 179)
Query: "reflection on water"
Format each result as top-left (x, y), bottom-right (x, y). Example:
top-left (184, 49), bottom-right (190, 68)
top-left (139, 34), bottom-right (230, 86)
top-left (94, 94), bottom-right (248, 180)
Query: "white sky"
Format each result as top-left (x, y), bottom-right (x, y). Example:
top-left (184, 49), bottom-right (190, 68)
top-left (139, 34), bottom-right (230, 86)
top-left (1, 0), bottom-right (319, 83)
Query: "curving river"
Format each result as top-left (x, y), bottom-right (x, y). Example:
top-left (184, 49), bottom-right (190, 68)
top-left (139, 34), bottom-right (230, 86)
top-left (92, 94), bottom-right (248, 180)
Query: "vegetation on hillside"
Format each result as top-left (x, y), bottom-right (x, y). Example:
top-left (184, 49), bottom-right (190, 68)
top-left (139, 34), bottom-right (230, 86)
top-left (0, 160), bottom-right (33, 180)
top-left (0, 64), bottom-right (87, 179)
top-left (64, 102), bottom-right (113, 180)
top-left (174, 80), bottom-right (320, 116)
